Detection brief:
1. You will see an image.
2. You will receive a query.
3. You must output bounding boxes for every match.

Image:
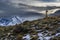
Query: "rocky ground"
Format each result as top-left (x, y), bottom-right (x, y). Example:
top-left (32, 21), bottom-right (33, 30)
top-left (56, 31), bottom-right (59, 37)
top-left (0, 16), bottom-right (60, 40)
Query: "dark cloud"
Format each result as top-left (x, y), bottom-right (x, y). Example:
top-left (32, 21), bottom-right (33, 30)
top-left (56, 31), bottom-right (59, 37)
top-left (0, 1), bottom-right (27, 16)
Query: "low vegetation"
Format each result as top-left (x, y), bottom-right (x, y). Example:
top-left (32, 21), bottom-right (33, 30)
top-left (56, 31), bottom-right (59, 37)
top-left (0, 16), bottom-right (60, 40)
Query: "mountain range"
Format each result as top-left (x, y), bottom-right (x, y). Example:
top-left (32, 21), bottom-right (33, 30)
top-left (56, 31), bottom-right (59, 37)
top-left (0, 9), bottom-right (60, 26)
top-left (0, 16), bottom-right (24, 26)
top-left (0, 15), bottom-right (43, 26)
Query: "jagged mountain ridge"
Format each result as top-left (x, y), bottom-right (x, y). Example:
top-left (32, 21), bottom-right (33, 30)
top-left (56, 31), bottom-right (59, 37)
top-left (0, 16), bottom-right (23, 26)
top-left (0, 15), bottom-right (43, 26)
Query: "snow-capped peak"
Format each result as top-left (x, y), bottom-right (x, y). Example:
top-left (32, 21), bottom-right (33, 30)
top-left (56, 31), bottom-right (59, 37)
top-left (0, 16), bottom-right (23, 26)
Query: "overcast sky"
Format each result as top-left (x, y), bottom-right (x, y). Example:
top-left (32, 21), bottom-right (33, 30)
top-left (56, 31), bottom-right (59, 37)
top-left (7, 0), bottom-right (60, 7)
top-left (0, 0), bottom-right (60, 17)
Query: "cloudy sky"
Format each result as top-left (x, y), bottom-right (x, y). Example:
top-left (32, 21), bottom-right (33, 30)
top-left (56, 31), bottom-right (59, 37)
top-left (0, 0), bottom-right (60, 17)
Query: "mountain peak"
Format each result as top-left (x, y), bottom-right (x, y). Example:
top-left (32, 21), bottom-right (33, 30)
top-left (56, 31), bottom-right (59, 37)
top-left (0, 16), bottom-right (23, 26)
